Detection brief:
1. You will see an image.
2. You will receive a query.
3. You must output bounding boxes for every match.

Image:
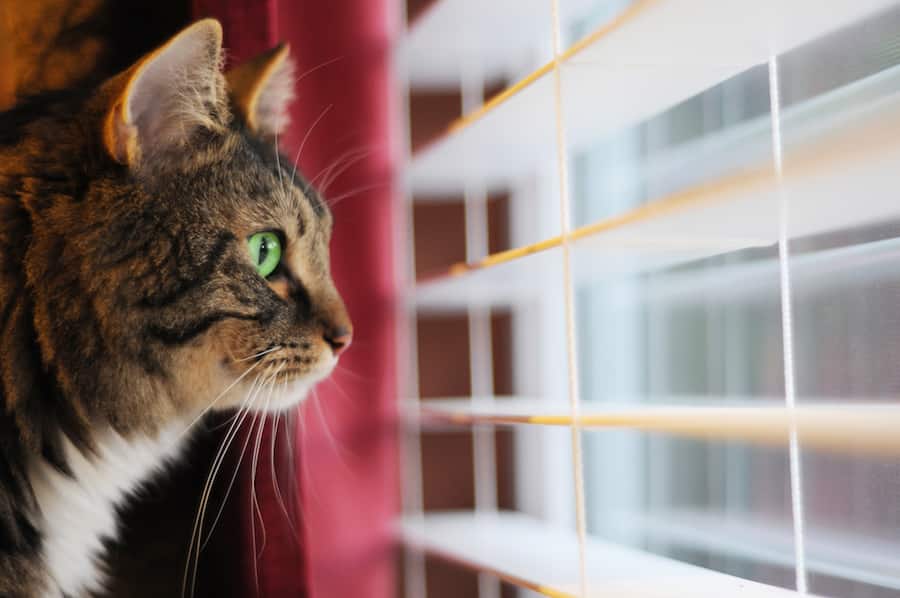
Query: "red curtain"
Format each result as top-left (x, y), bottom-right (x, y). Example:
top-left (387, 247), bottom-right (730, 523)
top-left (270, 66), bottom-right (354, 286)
top-left (192, 1), bottom-right (399, 596)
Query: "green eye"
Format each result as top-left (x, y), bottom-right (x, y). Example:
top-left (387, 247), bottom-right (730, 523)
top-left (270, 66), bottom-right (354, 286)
top-left (247, 231), bottom-right (282, 278)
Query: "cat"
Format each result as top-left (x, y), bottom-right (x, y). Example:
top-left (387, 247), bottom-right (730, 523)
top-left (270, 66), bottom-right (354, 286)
top-left (0, 18), bottom-right (352, 598)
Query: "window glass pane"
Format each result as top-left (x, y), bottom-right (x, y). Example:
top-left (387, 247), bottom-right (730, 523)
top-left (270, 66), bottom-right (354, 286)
top-left (784, 8), bottom-right (900, 596)
top-left (571, 4), bottom-right (900, 594)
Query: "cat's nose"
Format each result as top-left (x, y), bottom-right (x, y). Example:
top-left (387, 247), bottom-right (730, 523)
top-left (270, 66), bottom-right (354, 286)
top-left (324, 326), bottom-right (352, 356)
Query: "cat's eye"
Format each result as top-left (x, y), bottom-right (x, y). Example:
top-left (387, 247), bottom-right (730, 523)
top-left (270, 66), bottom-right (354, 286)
top-left (247, 231), bottom-right (282, 278)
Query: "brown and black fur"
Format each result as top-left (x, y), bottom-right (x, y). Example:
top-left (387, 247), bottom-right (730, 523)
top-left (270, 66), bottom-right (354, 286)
top-left (0, 19), bottom-right (350, 597)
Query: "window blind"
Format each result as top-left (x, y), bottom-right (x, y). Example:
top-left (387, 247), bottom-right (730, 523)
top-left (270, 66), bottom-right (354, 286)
top-left (396, 1), bottom-right (900, 596)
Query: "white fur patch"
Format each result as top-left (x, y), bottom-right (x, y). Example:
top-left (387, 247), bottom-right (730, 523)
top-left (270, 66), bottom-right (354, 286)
top-left (29, 423), bottom-right (187, 597)
top-left (262, 355), bottom-right (337, 412)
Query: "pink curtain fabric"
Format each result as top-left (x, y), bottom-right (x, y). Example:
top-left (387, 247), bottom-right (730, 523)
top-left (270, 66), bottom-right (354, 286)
top-left (192, 1), bottom-right (399, 596)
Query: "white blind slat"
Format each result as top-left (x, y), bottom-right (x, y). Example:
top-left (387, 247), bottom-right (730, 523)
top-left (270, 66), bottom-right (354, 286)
top-left (409, 398), bottom-right (900, 456)
top-left (400, 512), bottom-right (813, 597)
top-left (625, 510), bottom-right (900, 592)
top-left (403, 0), bottom-right (598, 87)
top-left (413, 64), bottom-right (900, 310)
top-left (408, 0), bottom-right (895, 193)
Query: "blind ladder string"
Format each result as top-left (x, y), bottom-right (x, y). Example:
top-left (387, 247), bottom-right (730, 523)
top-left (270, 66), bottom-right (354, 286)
top-left (768, 53), bottom-right (809, 594)
top-left (549, 1), bottom-right (589, 595)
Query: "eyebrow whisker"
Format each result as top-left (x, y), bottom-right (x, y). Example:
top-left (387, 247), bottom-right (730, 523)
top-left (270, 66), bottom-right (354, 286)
top-left (285, 103), bottom-right (333, 196)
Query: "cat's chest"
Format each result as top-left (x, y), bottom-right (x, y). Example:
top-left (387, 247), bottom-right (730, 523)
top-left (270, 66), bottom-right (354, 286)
top-left (28, 423), bottom-right (186, 598)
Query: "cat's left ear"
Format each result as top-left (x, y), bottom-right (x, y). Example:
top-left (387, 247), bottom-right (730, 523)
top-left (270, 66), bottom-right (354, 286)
top-left (102, 19), bottom-right (228, 165)
top-left (226, 43), bottom-right (295, 140)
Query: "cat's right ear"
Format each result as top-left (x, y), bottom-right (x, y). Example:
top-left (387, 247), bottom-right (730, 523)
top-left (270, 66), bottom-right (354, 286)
top-left (101, 19), bottom-right (228, 165)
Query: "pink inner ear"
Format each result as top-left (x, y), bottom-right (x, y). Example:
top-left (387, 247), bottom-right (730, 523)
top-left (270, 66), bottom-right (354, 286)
top-left (254, 55), bottom-right (295, 138)
top-left (125, 22), bottom-right (225, 156)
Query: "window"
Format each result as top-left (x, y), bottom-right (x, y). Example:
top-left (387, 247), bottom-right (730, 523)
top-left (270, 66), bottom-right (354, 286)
top-left (398, 1), bottom-right (900, 597)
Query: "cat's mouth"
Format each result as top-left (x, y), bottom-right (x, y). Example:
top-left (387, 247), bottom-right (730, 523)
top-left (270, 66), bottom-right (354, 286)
top-left (213, 339), bottom-right (342, 413)
top-left (258, 349), bottom-right (336, 378)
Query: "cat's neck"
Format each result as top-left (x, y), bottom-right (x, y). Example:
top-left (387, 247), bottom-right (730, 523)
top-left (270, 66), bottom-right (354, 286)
top-left (28, 420), bottom-right (188, 597)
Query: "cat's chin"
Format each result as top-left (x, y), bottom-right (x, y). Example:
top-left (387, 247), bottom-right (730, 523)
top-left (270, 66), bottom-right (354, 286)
top-left (252, 356), bottom-right (338, 413)
top-left (261, 378), bottom-right (314, 412)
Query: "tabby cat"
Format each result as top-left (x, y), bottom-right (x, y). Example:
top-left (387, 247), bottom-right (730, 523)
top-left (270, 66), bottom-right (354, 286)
top-left (0, 18), bottom-right (352, 597)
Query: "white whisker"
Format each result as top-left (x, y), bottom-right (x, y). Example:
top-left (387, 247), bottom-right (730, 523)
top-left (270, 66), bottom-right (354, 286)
top-left (251, 366), bottom-right (281, 558)
top-left (318, 375), bottom-right (353, 409)
top-left (250, 363), bottom-right (284, 594)
top-left (183, 369), bottom-right (269, 598)
top-left (282, 409), bottom-right (302, 525)
top-left (269, 409), bottom-right (301, 547)
top-left (233, 345), bottom-right (283, 363)
top-left (291, 56), bottom-right (343, 91)
top-left (310, 146), bottom-right (373, 196)
top-left (325, 181), bottom-right (387, 208)
top-left (287, 104), bottom-right (333, 192)
top-left (274, 129), bottom-right (291, 215)
top-left (177, 356), bottom-right (268, 444)
top-left (198, 409), bottom-right (257, 551)
top-left (310, 387), bottom-right (352, 473)
top-left (197, 364), bottom-right (283, 550)
top-left (294, 403), bottom-right (322, 508)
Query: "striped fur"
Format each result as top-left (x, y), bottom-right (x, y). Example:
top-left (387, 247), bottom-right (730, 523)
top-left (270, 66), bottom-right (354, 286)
top-left (0, 19), bottom-right (350, 597)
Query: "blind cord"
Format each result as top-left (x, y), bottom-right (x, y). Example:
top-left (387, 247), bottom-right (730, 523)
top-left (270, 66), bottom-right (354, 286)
top-left (550, 1), bottom-right (589, 596)
top-left (769, 54), bottom-right (809, 594)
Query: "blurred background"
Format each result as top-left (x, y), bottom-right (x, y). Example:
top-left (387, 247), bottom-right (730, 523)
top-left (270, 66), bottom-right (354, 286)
top-left (399, 1), bottom-right (900, 598)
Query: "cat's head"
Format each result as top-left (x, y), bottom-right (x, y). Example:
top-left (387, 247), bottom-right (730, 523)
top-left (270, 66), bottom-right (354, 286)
top-left (21, 20), bottom-right (352, 423)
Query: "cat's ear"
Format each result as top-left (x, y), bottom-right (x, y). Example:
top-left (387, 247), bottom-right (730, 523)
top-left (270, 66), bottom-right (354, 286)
top-left (102, 19), bottom-right (228, 165)
top-left (226, 43), bottom-right (294, 140)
